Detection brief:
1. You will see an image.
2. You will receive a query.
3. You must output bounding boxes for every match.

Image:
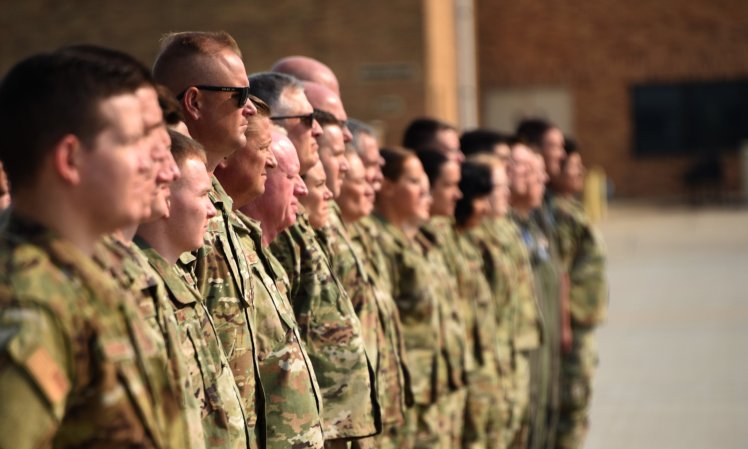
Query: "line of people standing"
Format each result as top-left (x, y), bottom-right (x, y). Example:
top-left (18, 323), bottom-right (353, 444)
top-left (0, 31), bottom-right (607, 449)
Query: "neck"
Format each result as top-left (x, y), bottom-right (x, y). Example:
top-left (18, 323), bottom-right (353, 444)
top-left (510, 196), bottom-right (533, 218)
top-left (401, 223), bottom-right (419, 239)
top-left (341, 211), bottom-right (365, 226)
top-left (136, 221), bottom-right (183, 264)
top-left (511, 205), bottom-right (531, 219)
top-left (205, 151), bottom-right (224, 174)
top-left (239, 204), bottom-right (277, 246)
top-left (12, 188), bottom-right (102, 256)
top-left (375, 203), bottom-right (404, 231)
top-left (119, 224), bottom-right (139, 242)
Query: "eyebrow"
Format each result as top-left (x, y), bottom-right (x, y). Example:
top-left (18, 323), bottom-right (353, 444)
top-left (144, 120), bottom-right (166, 134)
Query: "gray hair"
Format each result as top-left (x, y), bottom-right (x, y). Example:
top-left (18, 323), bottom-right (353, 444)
top-left (248, 71), bottom-right (303, 114)
top-left (347, 118), bottom-right (376, 156)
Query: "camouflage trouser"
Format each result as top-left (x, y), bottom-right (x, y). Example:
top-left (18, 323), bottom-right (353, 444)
top-left (555, 326), bottom-right (598, 449)
top-left (507, 350), bottom-right (532, 449)
top-left (355, 421), bottom-right (411, 449)
top-left (444, 387), bottom-right (468, 448)
top-left (402, 389), bottom-right (463, 449)
top-left (463, 359), bottom-right (505, 449)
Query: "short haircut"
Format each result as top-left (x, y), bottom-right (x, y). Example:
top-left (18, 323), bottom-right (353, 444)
top-left (169, 129), bottom-right (206, 166)
top-left (0, 47), bottom-right (151, 189)
top-left (561, 136), bottom-right (579, 171)
top-left (157, 84), bottom-right (185, 126)
top-left (313, 108), bottom-right (339, 127)
top-left (564, 135), bottom-right (578, 155)
top-left (460, 129), bottom-right (509, 157)
top-left (152, 31), bottom-right (241, 92)
top-left (248, 72), bottom-right (302, 113)
top-left (402, 117), bottom-right (456, 151)
top-left (455, 161), bottom-right (493, 227)
top-left (380, 146), bottom-right (416, 182)
top-left (60, 44), bottom-right (155, 89)
top-left (347, 118), bottom-right (376, 156)
top-left (516, 118), bottom-right (555, 149)
top-left (416, 148), bottom-right (450, 186)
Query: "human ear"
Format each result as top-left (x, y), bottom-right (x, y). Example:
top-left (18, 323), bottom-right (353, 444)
top-left (53, 135), bottom-right (83, 186)
top-left (182, 88), bottom-right (201, 120)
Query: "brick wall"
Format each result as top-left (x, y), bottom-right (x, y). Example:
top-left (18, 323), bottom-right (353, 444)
top-left (4, 0), bottom-right (743, 197)
top-left (476, 0), bottom-right (748, 197)
top-left (0, 0), bottom-right (430, 146)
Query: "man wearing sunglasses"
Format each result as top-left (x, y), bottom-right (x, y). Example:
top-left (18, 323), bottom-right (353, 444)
top-left (249, 72), bottom-right (322, 176)
top-left (250, 73), bottom-right (381, 447)
top-left (153, 31), bottom-right (262, 449)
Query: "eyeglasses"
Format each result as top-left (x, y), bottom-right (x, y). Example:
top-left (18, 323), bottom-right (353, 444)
top-left (270, 112), bottom-right (316, 128)
top-left (176, 85), bottom-right (251, 108)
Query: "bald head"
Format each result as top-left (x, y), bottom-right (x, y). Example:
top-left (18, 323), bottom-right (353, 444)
top-left (272, 56), bottom-right (340, 96)
top-left (273, 130), bottom-right (299, 172)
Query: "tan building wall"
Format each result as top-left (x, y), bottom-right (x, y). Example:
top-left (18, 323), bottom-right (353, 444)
top-left (476, 0), bottom-right (748, 197)
top-left (0, 0), bottom-right (461, 148)
top-left (6, 0), bottom-right (739, 197)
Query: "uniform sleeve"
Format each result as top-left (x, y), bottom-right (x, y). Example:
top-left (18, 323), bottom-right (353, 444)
top-left (0, 303), bottom-right (71, 449)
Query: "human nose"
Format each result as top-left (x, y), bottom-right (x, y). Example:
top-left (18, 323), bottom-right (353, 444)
top-left (138, 141), bottom-right (153, 176)
top-left (323, 186), bottom-right (333, 201)
top-left (311, 119), bottom-right (322, 137)
top-left (206, 198), bottom-right (217, 219)
top-left (342, 124), bottom-right (353, 143)
top-left (294, 176), bottom-right (308, 197)
top-left (339, 156), bottom-right (349, 174)
top-left (167, 153), bottom-right (181, 182)
top-left (243, 99), bottom-right (257, 116)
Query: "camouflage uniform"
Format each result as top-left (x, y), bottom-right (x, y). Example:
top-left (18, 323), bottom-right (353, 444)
top-left (550, 195), bottom-right (607, 449)
top-left (328, 205), bottom-right (411, 449)
top-left (371, 214), bottom-right (451, 449)
top-left (187, 177), bottom-right (262, 448)
top-left (269, 209), bottom-right (379, 443)
top-left (94, 235), bottom-right (200, 449)
top-left (135, 237), bottom-right (251, 449)
top-left (426, 217), bottom-right (506, 449)
top-left (234, 212), bottom-right (325, 449)
top-left (490, 217), bottom-right (544, 449)
top-left (419, 218), bottom-right (471, 449)
top-left (467, 220), bottom-right (523, 447)
top-left (512, 210), bottom-right (562, 449)
top-left (0, 213), bottom-right (180, 449)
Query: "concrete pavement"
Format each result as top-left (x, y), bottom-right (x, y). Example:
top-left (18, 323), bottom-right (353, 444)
top-left (585, 205), bottom-right (748, 449)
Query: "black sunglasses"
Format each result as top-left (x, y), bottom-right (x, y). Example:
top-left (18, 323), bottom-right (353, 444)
top-left (176, 85), bottom-right (251, 108)
top-left (270, 112), bottom-right (316, 128)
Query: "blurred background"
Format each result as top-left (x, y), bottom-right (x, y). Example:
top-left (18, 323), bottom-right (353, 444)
top-left (3, 0), bottom-right (748, 201)
top-left (2, 1), bottom-right (748, 447)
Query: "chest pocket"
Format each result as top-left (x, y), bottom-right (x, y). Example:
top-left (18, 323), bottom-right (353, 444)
top-left (96, 328), bottom-right (163, 449)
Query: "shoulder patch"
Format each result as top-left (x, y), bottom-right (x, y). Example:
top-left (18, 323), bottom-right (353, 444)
top-left (25, 346), bottom-right (70, 405)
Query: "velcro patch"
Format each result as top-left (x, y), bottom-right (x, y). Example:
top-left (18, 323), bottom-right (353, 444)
top-left (25, 346), bottom-right (70, 405)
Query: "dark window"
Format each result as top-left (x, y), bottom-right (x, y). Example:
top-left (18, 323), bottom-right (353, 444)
top-left (632, 80), bottom-right (748, 156)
